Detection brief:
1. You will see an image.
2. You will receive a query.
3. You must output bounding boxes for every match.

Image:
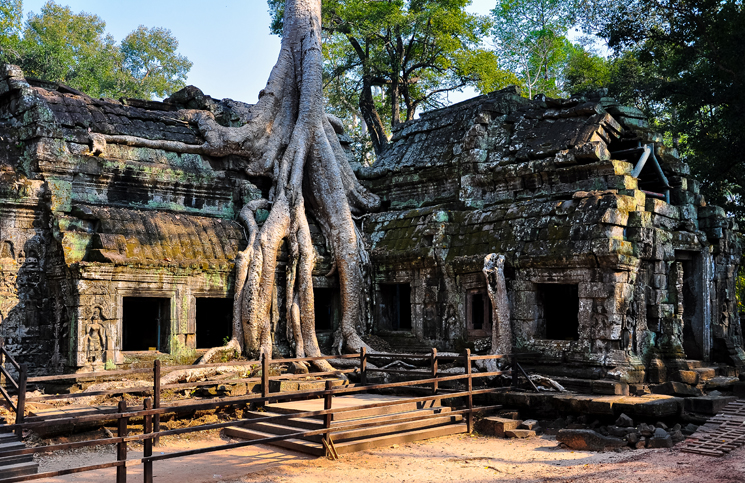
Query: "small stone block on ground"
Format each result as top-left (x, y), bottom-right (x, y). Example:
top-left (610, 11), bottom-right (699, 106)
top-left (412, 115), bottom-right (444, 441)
top-left (684, 396), bottom-right (737, 415)
top-left (505, 429), bottom-right (535, 439)
top-left (519, 419), bottom-right (539, 430)
top-left (476, 417), bottom-right (522, 437)
top-left (556, 429), bottom-right (626, 451)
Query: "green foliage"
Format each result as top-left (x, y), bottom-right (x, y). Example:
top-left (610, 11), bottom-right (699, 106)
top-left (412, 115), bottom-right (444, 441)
top-left (737, 264), bottom-right (745, 314)
top-left (116, 26), bottom-right (192, 99)
top-left (0, 0), bottom-right (21, 55)
top-left (563, 43), bottom-right (610, 95)
top-left (104, 359), bottom-right (116, 370)
top-left (169, 336), bottom-right (198, 366)
top-left (0, 1), bottom-right (191, 100)
top-left (269, 0), bottom-right (506, 161)
top-left (595, 0), bottom-right (745, 220)
top-left (491, 0), bottom-right (579, 98)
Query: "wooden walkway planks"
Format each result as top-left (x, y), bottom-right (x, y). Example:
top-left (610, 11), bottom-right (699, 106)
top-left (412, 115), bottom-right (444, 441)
top-left (681, 400), bottom-right (745, 457)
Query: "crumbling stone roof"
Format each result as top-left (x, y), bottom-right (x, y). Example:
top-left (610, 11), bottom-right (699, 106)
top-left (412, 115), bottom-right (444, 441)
top-left (60, 204), bottom-right (245, 269)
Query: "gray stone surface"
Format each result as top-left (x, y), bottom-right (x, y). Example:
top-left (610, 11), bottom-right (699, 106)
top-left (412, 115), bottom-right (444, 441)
top-left (556, 429), bottom-right (626, 451)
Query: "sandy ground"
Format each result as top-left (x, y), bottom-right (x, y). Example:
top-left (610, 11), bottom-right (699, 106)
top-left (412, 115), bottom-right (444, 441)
top-left (31, 432), bottom-right (745, 483)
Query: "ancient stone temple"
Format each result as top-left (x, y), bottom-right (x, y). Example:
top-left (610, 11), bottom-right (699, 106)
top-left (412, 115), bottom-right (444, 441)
top-left (0, 64), bottom-right (743, 382)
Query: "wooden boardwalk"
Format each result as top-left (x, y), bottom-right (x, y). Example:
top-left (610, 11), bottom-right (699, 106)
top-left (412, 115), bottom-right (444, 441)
top-left (681, 400), bottom-right (745, 456)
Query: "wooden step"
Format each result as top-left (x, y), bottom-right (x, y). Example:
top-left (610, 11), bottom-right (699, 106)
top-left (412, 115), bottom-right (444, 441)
top-left (0, 441), bottom-right (25, 454)
top-left (224, 426), bottom-right (325, 456)
top-left (330, 414), bottom-right (463, 443)
top-left (0, 451), bottom-right (33, 466)
top-left (0, 461), bottom-right (39, 478)
top-left (226, 419), bottom-right (467, 456)
top-left (266, 395), bottom-right (441, 421)
top-left (241, 411), bottom-right (462, 444)
top-left (333, 423), bottom-right (467, 454)
top-left (0, 434), bottom-right (18, 444)
top-left (245, 406), bottom-right (453, 430)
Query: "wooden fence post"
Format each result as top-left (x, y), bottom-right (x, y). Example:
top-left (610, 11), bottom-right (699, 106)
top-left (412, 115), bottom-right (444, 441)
top-left (431, 348), bottom-right (438, 395)
top-left (463, 349), bottom-right (472, 434)
top-left (143, 398), bottom-right (153, 483)
top-left (261, 353), bottom-right (269, 399)
top-left (323, 380), bottom-right (333, 457)
top-left (359, 347), bottom-right (367, 386)
top-left (15, 363), bottom-right (26, 437)
top-left (0, 337), bottom-right (4, 388)
top-left (153, 360), bottom-right (161, 447)
top-left (117, 399), bottom-right (128, 483)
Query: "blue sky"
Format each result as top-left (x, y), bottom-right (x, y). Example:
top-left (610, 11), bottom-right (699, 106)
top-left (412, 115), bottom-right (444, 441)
top-left (22, 0), bottom-right (496, 104)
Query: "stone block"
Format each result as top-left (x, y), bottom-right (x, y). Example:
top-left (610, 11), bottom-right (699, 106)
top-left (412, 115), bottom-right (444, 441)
top-left (670, 370), bottom-right (699, 386)
top-left (683, 396), bottom-right (737, 415)
top-left (556, 429), bottom-right (625, 451)
top-left (476, 417), bottom-right (522, 437)
top-left (646, 434), bottom-right (673, 448)
top-left (613, 395), bottom-right (682, 418)
top-left (733, 381), bottom-right (745, 399)
top-left (520, 419), bottom-right (539, 430)
top-left (505, 429), bottom-right (536, 438)
top-left (649, 381), bottom-right (703, 397)
top-left (592, 380), bottom-right (629, 396)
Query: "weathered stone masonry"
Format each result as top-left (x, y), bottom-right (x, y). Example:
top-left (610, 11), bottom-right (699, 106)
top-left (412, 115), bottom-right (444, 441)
top-left (358, 87), bottom-right (744, 382)
top-left (0, 62), bottom-right (743, 383)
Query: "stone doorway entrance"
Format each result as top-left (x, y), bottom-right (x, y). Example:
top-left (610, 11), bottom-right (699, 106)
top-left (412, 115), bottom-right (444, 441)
top-left (122, 297), bottom-right (170, 351)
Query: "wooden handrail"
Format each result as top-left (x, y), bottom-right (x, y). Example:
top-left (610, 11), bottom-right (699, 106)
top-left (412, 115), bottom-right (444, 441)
top-left (0, 346), bottom-right (524, 483)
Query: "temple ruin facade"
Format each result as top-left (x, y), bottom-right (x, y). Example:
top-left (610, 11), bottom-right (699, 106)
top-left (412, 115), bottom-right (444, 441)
top-left (0, 64), bottom-right (743, 383)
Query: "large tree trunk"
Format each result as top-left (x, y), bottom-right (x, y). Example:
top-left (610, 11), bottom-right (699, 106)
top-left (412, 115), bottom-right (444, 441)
top-left (483, 254), bottom-right (511, 372)
top-left (195, 0), bottom-right (380, 366)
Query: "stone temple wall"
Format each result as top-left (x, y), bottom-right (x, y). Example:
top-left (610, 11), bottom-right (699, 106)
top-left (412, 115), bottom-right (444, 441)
top-left (0, 65), bottom-right (341, 373)
top-left (0, 62), bottom-right (742, 383)
top-left (359, 87), bottom-right (744, 382)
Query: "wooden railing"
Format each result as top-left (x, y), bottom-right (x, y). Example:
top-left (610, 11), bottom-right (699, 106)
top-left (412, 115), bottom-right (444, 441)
top-left (0, 349), bottom-right (535, 483)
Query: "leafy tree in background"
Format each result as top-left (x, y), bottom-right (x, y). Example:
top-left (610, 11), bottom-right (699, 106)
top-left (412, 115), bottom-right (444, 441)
top-left (117, 26), bottom-right (193, 99)
top-left (269, 0), bottom-right (507, 159)
top-left (491, 0), bottom-right (578, 98)
top-left (594, 0), bottom-right (745, 220)
top-left (0, 1), bottom-right (191, 100)
top-left (0, 0), bottom-right (21, 58)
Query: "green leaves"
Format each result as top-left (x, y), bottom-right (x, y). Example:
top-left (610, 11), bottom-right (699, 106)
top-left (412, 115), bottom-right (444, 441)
top-left (491, 0), bottom-right (579, 98)
top-left (0, 1), bottom-right (191, 100)
top-left (596, 0), bottom-right (745, 219)
top-left (118, 26), bottom-right (192, 100)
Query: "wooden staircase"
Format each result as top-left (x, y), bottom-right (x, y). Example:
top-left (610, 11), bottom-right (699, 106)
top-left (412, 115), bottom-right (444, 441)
top-left (0, 433), bottom-right (38, 479)
top-left (225, 394), bottom-right (467, 456)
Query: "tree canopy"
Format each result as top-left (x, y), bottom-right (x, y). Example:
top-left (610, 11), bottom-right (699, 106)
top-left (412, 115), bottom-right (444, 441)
top-left (0, 0), bottom-right (192, 100)
top-left (594, 0), bottom-right (745, 220)
top-left (269, 0), bottom-right (508, 159)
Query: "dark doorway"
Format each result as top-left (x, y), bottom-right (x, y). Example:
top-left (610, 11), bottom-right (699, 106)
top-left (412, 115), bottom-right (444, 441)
top-left (467, 290), bottom-right (492, 337)
top-left (196, 298), bottom-right (233, 348)
top-left (538, 284), bottom-right (580, 341)
top-left (678, 253), bottom-right (706, 360)
top-left (313, 288), bottom-right (337, 331)
top-left (379, 284), bottom-right (412, 331)
top-left (122, 297), bottom-right (170, 351)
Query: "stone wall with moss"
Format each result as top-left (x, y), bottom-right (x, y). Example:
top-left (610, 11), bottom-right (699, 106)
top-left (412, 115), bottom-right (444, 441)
top-left (360, 87), bottom-right (744, 382)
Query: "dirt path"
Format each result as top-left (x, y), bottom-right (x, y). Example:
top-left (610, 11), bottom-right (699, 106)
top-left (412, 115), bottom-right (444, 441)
top-left (34, 433), bottom-right (745, 482)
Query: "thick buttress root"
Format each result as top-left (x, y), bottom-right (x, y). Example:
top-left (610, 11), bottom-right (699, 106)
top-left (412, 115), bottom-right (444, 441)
top-left (483, 253), bottom-right (511, 373)
top-left (196, 0), bottom-right (378, 369)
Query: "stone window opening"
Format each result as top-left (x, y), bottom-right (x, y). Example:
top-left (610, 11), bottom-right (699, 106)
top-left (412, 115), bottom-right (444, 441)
top-left (467, 289), bottom-right (492, 338)
top-left (379, 283), bottom-right (412, 331)
top-left (536, 284), bottom-right (580, 341)
top-left (122, 297), bottom-right (170, 351)
top-left (313, 287), bottom-right (338, 332)
top-left (196, 298), bottom-right (233, 349)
